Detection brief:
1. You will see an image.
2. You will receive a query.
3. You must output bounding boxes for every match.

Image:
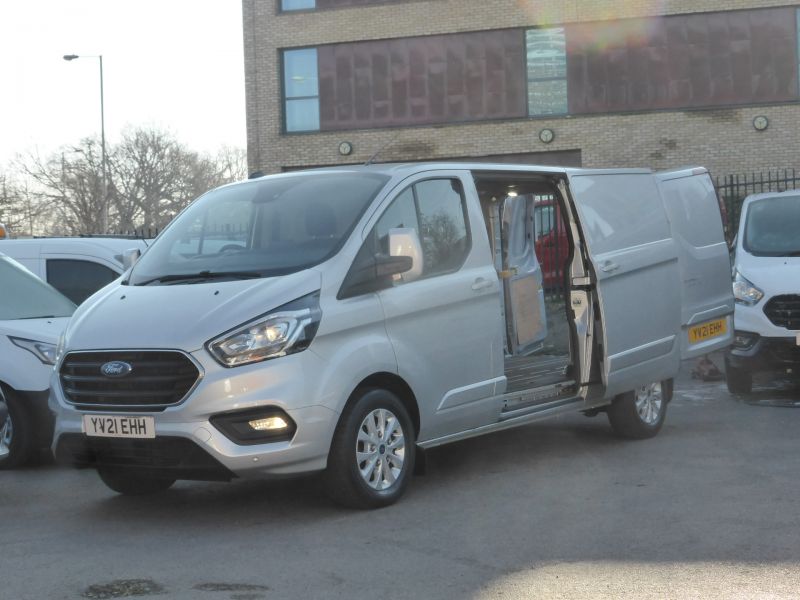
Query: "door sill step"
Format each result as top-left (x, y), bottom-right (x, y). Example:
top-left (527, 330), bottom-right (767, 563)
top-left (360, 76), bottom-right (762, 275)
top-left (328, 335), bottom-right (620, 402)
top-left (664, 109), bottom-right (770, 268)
top-left (501, 380), bottom-right (576, 416)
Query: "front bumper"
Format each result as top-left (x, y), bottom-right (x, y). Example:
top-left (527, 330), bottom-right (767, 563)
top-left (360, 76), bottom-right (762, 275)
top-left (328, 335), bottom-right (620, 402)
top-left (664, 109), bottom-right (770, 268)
top-left (50, 350), bottom-right (340, 480)
top-left (727, 335), bottom-right (800, 375)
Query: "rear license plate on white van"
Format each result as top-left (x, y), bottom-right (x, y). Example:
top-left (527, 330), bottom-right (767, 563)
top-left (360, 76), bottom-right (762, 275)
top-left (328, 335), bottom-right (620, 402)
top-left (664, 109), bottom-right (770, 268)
top-left (83, 415), bottom-right (155, 439)
top-left (688, 318), bottom-right (727, 344)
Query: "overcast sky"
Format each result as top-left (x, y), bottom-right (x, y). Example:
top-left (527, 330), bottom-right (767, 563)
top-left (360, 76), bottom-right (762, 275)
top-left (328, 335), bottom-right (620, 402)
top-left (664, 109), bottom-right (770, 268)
top-left (0, 0), bottom-right (246, 165)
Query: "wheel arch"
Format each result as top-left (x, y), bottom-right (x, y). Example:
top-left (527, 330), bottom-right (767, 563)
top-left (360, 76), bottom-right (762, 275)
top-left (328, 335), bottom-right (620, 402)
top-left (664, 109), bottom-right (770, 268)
top-left (346, 372), bottom-right (421, 438)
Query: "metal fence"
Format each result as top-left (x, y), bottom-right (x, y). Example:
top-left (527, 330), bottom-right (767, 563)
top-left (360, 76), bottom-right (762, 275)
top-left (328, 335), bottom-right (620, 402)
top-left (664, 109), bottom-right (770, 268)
top-left (714, 169), bottom-right (800, 239)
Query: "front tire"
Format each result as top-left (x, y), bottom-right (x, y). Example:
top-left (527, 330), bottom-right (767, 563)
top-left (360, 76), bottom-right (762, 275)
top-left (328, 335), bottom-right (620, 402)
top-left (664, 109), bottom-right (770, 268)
top-left (323, 388), bottom-right (415, 509)
top-left (97, 468), bottom-right (175, 495)
top-left (0, 386), bottom-right (37, 469)
top-left (725, 360), bottom-right (753, 395)
top-left (607, 381), bottom-right (668, 439)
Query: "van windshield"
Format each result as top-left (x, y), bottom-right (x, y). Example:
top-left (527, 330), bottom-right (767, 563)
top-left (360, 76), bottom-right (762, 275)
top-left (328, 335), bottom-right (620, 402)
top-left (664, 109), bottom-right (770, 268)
top-left (743, 195), bottom-right (800, 257)
top-left (0, 257), bottom-right (77, 320)
top-left (127, 172), bottom-right (389, 286)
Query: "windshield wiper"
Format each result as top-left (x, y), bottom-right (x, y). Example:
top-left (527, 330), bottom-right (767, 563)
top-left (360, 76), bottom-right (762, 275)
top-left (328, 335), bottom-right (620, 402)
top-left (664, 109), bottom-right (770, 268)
top-left (136, 271), bottom-right (263, 286)
top-left (18, 315), bottom-right (58, 319)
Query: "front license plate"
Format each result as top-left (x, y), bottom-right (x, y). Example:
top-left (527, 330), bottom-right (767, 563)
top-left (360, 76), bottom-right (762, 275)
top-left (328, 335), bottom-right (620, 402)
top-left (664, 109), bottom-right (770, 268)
top-left (83, 415), bottom-right (155, 439)
top-left (688, 318), bottom-right (728, 344)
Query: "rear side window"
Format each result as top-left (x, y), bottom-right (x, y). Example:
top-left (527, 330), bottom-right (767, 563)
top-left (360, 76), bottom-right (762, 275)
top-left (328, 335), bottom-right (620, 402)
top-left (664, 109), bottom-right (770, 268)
top-left (373, 178), bottom-right (471, 280)
top-left (659, 175), bottom-right (725, 248)
top-left (569, 173), bottom-right (670, 255)
top-left (46, 259), bottom-right (118, 305)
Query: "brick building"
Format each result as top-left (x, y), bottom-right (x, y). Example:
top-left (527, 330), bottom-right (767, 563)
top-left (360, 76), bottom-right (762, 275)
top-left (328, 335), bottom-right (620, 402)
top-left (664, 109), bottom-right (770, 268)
top-left (242, 0), bottom-right (800, 177)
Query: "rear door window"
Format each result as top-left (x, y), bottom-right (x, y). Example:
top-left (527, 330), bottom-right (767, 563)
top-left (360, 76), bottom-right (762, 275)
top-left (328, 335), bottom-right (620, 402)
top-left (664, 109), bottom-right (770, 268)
top-left (46, 259), bottom-right (119, 305)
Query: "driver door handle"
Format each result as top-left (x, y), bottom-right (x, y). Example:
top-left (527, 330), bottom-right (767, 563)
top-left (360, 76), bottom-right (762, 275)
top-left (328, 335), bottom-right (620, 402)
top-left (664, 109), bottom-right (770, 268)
top-left (600, 261), bottom-right (620, 273)
top-left (472, 277), bottom-right (494, 291)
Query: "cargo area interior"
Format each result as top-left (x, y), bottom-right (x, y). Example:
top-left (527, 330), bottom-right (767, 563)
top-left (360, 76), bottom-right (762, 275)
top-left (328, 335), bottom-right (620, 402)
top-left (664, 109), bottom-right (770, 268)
top-left (472, 172), bottom-right (576, 401)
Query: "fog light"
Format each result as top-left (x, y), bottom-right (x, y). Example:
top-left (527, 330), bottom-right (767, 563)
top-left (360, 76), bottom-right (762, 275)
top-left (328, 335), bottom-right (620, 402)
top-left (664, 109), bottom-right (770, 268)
top-left (733, 330), bottom-right (758, 350)
top-left (249, 416), bottom-right (288, 431)
top-left (210, 408), bottom-right (296, 445)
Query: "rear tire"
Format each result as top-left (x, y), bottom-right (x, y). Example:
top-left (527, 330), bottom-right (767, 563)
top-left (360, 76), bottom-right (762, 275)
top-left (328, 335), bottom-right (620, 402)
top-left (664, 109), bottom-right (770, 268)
top-left (0, 386), bottom-right (37, 469)
top-left (607, 381), bottom-right (668, 440)
top-left (725, 361), bottom-right (753, 395)
top-left (323, 388), bottom-right (415, 509)
top-left (97, 468), bottom-right (175, 495)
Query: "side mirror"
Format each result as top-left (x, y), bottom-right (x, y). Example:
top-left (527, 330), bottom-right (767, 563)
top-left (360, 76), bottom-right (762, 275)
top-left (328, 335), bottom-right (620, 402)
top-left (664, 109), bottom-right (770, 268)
top-left (338, 249), bottom-right (415, 300)
top-left (122, 248), bottom-right (142, 270)
top-left (388, 227), bottom-right (423, 283)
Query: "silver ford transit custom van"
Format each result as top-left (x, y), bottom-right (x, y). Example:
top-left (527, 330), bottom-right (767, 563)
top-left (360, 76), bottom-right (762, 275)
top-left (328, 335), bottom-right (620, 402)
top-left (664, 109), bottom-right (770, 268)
top-left (51, 163), bottom-right (733, 507)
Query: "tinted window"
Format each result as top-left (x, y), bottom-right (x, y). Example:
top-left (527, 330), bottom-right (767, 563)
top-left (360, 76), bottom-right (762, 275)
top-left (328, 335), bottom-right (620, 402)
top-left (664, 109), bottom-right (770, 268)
top-left (372, 178), bottom-right (470, 281)
top-left (0, 257), bottom-right (76, 320)
top-left (526, 28), bottom-right (568, 116)
top-left (128, 172), bottom-right (389, 286)
top-left (46, 260), bottom-right (119, 305)
top-left (743, 195), bottom-right (800, 256)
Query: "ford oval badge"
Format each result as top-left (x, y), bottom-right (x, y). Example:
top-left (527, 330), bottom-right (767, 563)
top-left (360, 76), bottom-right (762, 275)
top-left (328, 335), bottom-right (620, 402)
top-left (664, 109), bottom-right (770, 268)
top-left (100, 361), bottom-right (133, 378)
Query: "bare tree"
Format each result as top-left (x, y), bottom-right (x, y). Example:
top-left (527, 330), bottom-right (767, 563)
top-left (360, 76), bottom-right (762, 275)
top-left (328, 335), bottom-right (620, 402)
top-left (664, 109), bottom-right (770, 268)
top-left (16, 140), bottom-right (108, 236)
top-left (11, 128), bottom-right (247, 236)
top-left (0, 172), bottom-right (38, 235)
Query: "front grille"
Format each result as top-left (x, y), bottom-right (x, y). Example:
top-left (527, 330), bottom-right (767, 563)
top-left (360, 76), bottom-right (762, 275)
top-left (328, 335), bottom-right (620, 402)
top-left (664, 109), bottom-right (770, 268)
top-left (764, 295), bottom-right (800, 330)
top-left (768, 340), bottom-right (800, 364)
top-left (60, 350), bottom-right (201, 411)
top-left (55, 434), bottom-right (234, 481)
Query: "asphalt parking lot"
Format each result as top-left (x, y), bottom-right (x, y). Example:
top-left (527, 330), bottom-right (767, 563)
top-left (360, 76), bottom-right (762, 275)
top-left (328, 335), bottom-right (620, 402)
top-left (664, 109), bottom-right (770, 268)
top-left (2, 366), bottom-right (799, 600)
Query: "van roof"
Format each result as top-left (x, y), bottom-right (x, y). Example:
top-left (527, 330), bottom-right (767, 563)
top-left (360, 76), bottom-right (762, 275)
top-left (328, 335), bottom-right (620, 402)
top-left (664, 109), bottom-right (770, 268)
top-left (742, 189), bottom-right (800, 206)
top-left (246, 162), bottom-right (672, 185)
top-left (0, 237), bottom-right (148, 251)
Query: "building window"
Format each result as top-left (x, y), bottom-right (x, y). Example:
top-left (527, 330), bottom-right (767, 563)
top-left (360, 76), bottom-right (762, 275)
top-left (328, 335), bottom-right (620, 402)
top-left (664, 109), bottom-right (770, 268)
top-left (283, 48), bottom-right (320, 132)
top-left (281, 0), bottom-right (315, 11)
top-left (526, 28), bottom-right (568, 116)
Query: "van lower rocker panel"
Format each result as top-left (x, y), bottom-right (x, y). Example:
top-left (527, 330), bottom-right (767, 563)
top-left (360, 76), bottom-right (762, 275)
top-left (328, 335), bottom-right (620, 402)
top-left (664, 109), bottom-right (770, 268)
top-left (419, 394), bottom-right (584, 449)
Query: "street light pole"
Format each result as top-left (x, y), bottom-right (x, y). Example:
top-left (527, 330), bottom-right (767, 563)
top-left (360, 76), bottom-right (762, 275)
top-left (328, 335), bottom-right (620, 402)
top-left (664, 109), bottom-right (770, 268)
top-left (63, 53), bottom-right (108, 233)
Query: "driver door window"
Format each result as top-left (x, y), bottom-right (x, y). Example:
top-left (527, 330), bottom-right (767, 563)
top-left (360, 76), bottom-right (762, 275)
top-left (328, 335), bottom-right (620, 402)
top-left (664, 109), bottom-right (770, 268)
top-left (372, 178), bottom-right (470, 282)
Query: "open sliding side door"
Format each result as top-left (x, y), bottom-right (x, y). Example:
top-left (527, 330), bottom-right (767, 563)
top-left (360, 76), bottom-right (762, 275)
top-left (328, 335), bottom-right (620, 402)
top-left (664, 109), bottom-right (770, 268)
top-left (565, 171), bottom-right (682, 398)
top-left (500, 194), bottom-right (548, 356)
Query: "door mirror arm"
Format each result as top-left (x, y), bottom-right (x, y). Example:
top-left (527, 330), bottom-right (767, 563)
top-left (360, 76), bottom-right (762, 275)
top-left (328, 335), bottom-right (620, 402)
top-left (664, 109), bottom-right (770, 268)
top-left (338, 254), bottom-right (413, 299)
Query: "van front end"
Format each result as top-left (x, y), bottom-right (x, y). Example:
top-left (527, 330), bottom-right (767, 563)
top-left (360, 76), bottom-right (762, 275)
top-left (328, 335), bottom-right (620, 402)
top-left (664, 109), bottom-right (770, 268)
top-left (51, 338), bottom-right (340, 482)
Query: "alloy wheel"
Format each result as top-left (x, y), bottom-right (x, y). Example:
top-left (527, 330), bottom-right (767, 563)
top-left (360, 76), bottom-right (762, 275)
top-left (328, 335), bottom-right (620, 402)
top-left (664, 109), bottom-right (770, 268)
top-left (356, 408), bottom-right (406, 491)
top-left (635, 382), bottom-right (663, 425)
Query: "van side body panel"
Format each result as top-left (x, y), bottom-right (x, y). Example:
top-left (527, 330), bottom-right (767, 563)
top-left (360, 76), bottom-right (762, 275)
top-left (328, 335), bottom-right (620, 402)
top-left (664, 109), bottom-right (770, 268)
top-left (566, 171), bottom-right (682, 398)
top-left (370, 171), bottom-right (505, 442)
top-left (655, 169), bottom-right (734, 359)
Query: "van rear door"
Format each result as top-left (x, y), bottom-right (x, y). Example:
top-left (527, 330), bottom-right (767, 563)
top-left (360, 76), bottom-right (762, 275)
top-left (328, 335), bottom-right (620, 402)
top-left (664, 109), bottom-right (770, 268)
top-left (566, 170), bottom-right (682, 398)
top-left (655, 168), bottom-right (734, 358)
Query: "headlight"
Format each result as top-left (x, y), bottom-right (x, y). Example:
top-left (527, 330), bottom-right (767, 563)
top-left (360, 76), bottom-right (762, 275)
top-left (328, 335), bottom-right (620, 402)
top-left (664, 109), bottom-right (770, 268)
top-left (55, 331), bottom-right (67, 363)
top-left (207, 292), bottom-right (321, 367)
top-left (732, 271), bottom-right (764, 306)
top-left (9, 337), bottom-right (58, 365)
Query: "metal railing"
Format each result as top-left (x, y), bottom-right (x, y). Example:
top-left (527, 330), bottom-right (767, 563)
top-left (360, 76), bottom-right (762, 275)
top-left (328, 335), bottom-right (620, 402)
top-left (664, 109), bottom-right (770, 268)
top-left (714, 169), bottom-right (800, 239)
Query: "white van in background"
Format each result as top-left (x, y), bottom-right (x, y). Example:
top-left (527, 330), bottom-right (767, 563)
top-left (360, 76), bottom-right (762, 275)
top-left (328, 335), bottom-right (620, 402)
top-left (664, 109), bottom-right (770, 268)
top-left (0, 237), bottom-right (148, 305)
top-left (0, 253), bottom-right (76, 467)
top-left (726, 190), bottom-right (800, 393)
top-left (50, 163), bottom-right (733, 507)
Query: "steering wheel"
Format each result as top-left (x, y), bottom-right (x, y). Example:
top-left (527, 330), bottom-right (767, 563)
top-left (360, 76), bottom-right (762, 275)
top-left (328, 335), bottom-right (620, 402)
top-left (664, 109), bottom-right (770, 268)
top-left (219, 244), bottom-right (246, 254)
